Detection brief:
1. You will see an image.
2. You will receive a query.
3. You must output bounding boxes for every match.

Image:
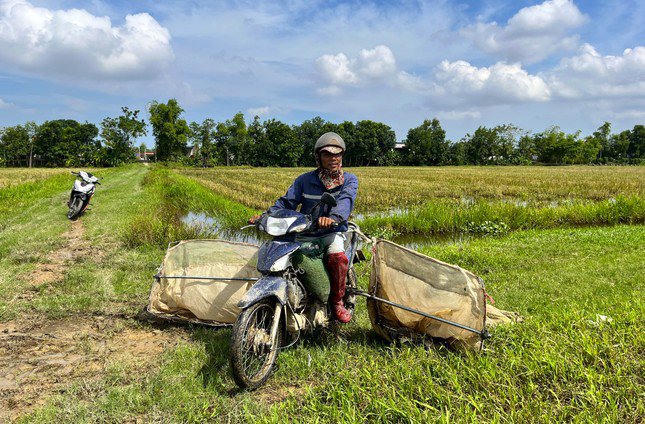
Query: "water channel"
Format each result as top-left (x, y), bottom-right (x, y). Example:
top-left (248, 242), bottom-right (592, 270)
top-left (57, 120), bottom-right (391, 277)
top-left (181, 211), bottom-right (471, 249)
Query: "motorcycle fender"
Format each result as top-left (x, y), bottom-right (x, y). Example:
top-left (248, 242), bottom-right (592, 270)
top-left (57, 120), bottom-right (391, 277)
top-left (238, 276), bottom-right (288, 309)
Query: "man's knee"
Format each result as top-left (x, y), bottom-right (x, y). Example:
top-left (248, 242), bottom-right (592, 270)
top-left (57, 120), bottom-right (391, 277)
top-left (325, 233), bottom-right (346, 254)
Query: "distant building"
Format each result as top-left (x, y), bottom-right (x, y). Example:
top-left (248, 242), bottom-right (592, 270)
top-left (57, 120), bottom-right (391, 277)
top-left (186, 145), bottom-right (199, 158)
top-left (136, 151), bottom-right (155, 162)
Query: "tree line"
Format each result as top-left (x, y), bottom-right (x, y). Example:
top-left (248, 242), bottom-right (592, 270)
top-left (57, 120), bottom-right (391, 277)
top-left (0, 107), bottom-right (146, 167)
top-left (1, 98), bottom-right (643, 167)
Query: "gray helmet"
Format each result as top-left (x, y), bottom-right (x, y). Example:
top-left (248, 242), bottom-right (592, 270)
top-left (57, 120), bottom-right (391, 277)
top-left (314, 132), bottom-right (345, 156)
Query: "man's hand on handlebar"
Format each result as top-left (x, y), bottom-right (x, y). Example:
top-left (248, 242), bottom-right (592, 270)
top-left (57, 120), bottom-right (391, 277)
top-left (248, 213), bottom-right (336, 228)
top-left (318, 217), bottom-right (337, 229)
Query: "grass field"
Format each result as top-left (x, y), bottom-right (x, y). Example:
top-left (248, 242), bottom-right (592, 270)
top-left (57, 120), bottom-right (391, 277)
top-left (0, 164), bottom-right (643, 422)
top-left (177, 166), bottom-right (645, 238)
top-left (0, 168), bottom-right (71, 189)
top-left (179, 166), bottom-right (645, 212)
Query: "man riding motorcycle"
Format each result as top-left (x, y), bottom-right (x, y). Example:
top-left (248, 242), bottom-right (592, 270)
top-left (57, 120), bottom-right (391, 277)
top-left (249, 132), bottom-right (358, 323)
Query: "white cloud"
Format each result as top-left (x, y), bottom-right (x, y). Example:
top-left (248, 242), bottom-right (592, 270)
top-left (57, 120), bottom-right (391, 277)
top-left (315, 53), bottom-right (357, 85)
top-left (315, 45), bottom-right (397, 94)
top-left (316, 85), bottom-right (342, 96)
top-left (546, 44), bottom-right (645, 98)
top-left (396, 71), bottom-right (425, 91)
top-left (0, 98), bottom-right (12, 108)
top-left (611, 109), bottom-right (645, 120)
top-left (356, 45), bottom-right (396, 78)
top-left (437, 110), bottom-right (481, 120)
top-left (314, 45), bottom-right (552, 107)
top-left (0, 0), bottom-right (174, 80)
top-left (460, 0), bottom-right (586, 63)
top-left (431, 60), bottom-right (551, 106)
top-left (247, 106), bottom-right (271, 116)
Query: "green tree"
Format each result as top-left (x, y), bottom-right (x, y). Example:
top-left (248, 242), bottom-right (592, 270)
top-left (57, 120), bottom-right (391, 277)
top-left (294, 116), bottom-right (329, 166)
top-left (254, 119), bottom-right (302, 167)
top-left (495, 124), bottom-right (524, 164)
top-left (463, 126), bottom-right (498, 165)
top-left (148, 99), bottom-right (190, 161)
top-left (627, 124), bottom-right (644, 161)
top-left (189, 118), bottom-right (216, 166)
top-left (248, 116), bottom-right (265, 166)
top-left (332, 121), bottom-right (355, 166)
top-left (605, 131), bottom-right (630, 163)
top-left (463, 125), bottom-right (522, 165)
top-left (532, 126), bottom-right (589, 164)
top-left (35, 120), bottom-right (99, 167)
top-left (446, 141), bottom-right (467, 165)
top-left (137, 142), bottom-right (150, 161)
top-left (213, 121), bottom-right (231, 165)
top-left (229, 112), bottom-right (251, 165)
top-left (352, 120), bottom-right (397, 166)
top-left (517, 134), bottom-right (537, 163)
top-left (403, 118), bottom-right (448, 165)
top-left (577, 136), bottom-right (602, 164)
top-left (213, 113), bottom-right (251, 166)
top-left (592, 122), bottom-right (612, 163)
top-left (0, 122), bottom-right (37, 166)
top-left (100, 107), bottom-right (147, 166)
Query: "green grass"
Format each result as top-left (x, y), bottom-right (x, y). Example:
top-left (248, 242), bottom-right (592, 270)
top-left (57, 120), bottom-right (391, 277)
top-left (0, 167), bottom-right (116, 222)
top-left (3, 165), bottom-right (643, 422)
top-left (175, 166), bottom-right (645, 238)
top-left (0, 168), bottom-right (70, 189)
top-left (359, 195), bottom-right (645, 237)
top-left (22, 225), bottom-right (645, 423)
top-left (0, 165), bottom-right (155, 320)
top-left (123, 167), bottom-right (258, 248)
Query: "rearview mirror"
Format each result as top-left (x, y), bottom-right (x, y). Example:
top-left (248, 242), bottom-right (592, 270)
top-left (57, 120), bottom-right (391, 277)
top-left (321, 192), bottom-right (337, 207)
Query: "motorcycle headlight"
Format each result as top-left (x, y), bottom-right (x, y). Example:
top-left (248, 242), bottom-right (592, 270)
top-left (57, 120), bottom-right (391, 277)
top-left (266, 216), bottom-right (297, 236)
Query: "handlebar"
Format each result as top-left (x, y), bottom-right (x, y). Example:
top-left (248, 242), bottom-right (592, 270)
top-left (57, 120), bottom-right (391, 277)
top-left (241, 214), bottom-right (340, 233)
top-left (71, 171), bottom-right (101, 183)
top-left (303, 218), bottom-right (339, 232)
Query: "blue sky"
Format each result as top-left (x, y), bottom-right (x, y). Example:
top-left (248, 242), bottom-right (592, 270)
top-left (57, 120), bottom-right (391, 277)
top-left (0, 0), bottom-right (643, 145)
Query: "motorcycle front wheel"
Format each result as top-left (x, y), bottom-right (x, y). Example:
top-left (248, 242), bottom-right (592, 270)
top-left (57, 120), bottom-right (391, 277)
top-left (67, 197), bottom-right (83, 219)
top-left (230, 299), bottom-right (283, 389)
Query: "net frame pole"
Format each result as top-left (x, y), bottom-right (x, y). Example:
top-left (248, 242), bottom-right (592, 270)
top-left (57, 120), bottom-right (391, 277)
top-left (350, 288), bottom-right (490, 339)
top-left (155, 275), bottom-right (259, 282)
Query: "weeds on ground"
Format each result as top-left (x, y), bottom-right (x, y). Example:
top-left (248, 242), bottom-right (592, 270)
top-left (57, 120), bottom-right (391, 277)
top-left (22, 225), bottom-right (645, 423)
top-left (359, 195), bottom-right (644, 237)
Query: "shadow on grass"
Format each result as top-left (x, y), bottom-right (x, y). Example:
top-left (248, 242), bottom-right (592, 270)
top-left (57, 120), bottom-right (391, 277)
top-left (136, 308), bottom-right (238, 394)
top-left (186, 319), bottom-right (466, 397)
top-left (190, 326), bottom-right (234, 390)
top-left (187, 320), bottom-right (392, 395)
top-left (294, 324), bottom-right (390, 349)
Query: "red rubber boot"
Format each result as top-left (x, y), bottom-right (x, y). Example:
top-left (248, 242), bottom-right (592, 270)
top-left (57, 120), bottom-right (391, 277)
top-left (326, 252), bottom-right (351, 323)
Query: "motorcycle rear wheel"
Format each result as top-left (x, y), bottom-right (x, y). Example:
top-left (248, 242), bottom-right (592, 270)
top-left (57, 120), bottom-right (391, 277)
top-left (230, 299), bottom-right (283, 389)
top-left (67, 197), bottom-right (83, 219)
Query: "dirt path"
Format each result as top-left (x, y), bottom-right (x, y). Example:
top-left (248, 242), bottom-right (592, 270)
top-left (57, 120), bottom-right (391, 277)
top-left (7, 219), bottom-right (93, 309)
top-left (1, 203), bottom-right (188, 422)
top-left (0, 314), bottom-right (188, 422)
top-left (29, 219), bottom-right (88, 287)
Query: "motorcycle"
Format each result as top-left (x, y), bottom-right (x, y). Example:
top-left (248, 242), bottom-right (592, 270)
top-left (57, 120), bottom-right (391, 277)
top-left (229, 192), bottom-right (367, 389)
top-left (67, 171), bottom-right (100, 219)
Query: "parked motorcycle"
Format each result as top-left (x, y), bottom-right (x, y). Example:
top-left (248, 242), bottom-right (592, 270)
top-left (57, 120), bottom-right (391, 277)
top-left (229, 193), bottom-right (366, 389)
top-left (67, 171), bottom-right (100, 219)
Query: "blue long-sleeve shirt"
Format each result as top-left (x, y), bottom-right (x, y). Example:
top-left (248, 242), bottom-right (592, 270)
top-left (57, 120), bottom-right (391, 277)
top-left (268, 170), bottom-right (358, 236)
